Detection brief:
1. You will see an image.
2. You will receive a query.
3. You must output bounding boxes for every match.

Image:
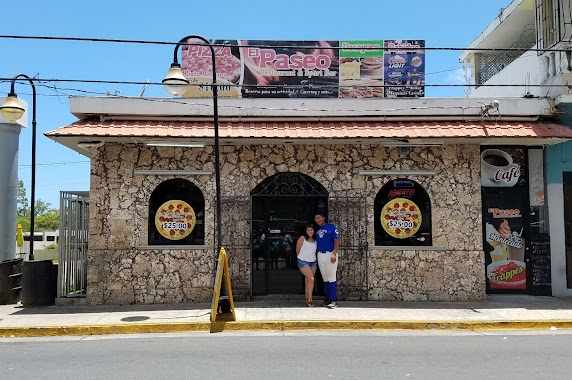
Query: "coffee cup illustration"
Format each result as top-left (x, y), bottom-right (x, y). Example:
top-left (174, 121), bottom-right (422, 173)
top-left (481, 149), bottom-right (520, 187)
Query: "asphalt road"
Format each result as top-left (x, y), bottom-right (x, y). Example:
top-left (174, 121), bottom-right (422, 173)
top-left (1, 331), bottom-right (571, 379)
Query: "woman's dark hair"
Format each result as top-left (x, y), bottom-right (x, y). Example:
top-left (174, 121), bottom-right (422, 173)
top-left (302, 225), bottom-right (315, 240)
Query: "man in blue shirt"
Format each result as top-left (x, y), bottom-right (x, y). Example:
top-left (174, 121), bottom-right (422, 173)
top-left (314, 214), bottom-right (340, 308)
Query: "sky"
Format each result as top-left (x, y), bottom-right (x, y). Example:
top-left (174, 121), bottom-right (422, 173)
top-left (1, 0), bottom-right (513, 208)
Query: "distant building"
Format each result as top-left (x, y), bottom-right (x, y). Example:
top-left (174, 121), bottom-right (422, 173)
top-left (460, 0), bottom-right (572, 296)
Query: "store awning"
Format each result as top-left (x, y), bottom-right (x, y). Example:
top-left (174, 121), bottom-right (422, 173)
top-left (46, 118), bottom-right (572, 156)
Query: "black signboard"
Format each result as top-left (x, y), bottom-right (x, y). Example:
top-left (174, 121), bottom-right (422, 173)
top-left (530, 234), bottom-right (551, 296)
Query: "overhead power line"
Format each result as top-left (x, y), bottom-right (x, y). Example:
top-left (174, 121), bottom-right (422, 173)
top-left (1, 77), bottom-right (567, 88)
top-left (0, 34), bottom-right (570, 53)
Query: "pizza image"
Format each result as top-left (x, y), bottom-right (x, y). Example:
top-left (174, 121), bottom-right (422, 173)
top-left (182, 50), bottom-right (241, 83)
top-left (155, 200), bottom-right (196, 240)
top-left (380, 198), bottom-right (422, 239)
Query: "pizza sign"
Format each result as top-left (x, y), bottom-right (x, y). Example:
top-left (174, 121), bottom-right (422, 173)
top-left (155, 200), bottom-right (196, 240)
top-left (380, 198), bottom-right (422, 239)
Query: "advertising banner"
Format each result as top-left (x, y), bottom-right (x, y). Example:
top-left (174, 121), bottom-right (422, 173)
top-left (384, 40), bottom-right (425, 98)
top-left (481, 147), bottom-right (528, 291)
top-left (155, 200), bottom-right (196, 240)
top-left (483, 190), bottom-right (527, 290)
top-left (374, 179), bottom-right (431, 246)
top-left (241, 40), bottom-right (340, 98)
top-left (179, 38), bottom-right (425, 99)
top-left (480, 148), bottom-right (526, 188)
top-left (339, 40), bottom-right (384, 98)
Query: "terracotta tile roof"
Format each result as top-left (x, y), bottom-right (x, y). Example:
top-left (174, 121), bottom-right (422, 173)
top-left (45, 118), bottom-right (572, 139)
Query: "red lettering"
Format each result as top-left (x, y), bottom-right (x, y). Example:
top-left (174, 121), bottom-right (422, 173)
top-left (388, 189), bottom-right (415, 197)
top-left (487, 208), bottom-right (521, 218)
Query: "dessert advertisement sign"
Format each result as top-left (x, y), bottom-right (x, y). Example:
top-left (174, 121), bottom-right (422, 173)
top-left (180, 38), bottom-right (425, 99)
top-left (481, 147), bottom-right (528, 291)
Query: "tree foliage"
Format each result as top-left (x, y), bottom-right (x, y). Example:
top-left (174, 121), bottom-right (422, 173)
top-left (16, 181), bottom-right (60, 231)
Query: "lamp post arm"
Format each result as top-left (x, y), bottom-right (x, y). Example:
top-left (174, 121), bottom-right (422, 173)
top-left (9, 74), bottom-right (37, 260)
top-left (171, 36), bottom-right (222, 251)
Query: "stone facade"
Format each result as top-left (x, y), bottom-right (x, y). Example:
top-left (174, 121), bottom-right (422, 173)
top-left (87, 142), bottom-right (484, 305)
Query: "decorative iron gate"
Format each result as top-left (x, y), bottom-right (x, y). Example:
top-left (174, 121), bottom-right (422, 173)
top-left (220, 195), bottom-right (252, 300)
top-left (58, 191), bottom-right (89, 298)
top-left (329, 196), bottom-right (368, 300)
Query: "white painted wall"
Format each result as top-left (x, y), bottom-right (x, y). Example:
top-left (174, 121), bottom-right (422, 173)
top-left (469, 48), bottom-right (544, 98)
top-left (547, 183), bottom-right (572, 296)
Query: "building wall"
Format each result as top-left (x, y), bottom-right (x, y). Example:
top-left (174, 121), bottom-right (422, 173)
top-left (87, 142), bottom-right (484, 305)
top-left (467, 45), bottom-right (543, 98)
top-left (547, 141), bottom-right (572, 296)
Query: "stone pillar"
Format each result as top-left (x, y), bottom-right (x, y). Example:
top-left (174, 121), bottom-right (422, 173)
top-left (0, 98), bottom-right (27, 262)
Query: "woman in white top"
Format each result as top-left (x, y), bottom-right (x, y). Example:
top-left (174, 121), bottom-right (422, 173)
top-left (296, 225), bottom-right (318, 307)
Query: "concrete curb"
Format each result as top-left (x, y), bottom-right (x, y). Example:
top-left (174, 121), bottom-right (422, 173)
top-left (2, 320), bottom-right (572, 338)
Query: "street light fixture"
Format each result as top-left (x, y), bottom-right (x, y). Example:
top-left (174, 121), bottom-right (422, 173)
top-left (163, 35), bottom-right (223, 252)
top-left (0, 74), bottom-right (37, 261)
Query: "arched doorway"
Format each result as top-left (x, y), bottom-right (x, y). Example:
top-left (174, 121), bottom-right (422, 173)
top-left (251, 172), bottom-right (328, 295)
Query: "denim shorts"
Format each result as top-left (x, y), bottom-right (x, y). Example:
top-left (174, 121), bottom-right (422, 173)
top-left (297, 258), bottom-right (317, 270)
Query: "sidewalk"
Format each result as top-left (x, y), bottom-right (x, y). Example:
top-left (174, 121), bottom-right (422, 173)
top-left (1, 295), bottom-right (572, 338)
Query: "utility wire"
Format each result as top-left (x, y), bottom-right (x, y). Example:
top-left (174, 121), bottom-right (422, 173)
top-left (0, 34), bottom-right (570, 53)
top-left (1, 77), bottom-right (567, 88)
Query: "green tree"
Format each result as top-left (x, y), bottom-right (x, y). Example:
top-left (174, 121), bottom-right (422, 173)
top-left (36, 210), bottom-right (60, 230)
top-left (16, 181), bottom-right (60, 231)
top-left (17, 180), bottom-right (29, 217)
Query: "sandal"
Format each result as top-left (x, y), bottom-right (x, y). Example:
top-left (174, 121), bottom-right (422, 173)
top-left (305, 299), bottom-right (314, 307)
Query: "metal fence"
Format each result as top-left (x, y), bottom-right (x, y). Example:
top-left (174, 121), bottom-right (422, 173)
top-left (329, 196), bottom-right (368, 300)
top-left (58, 191), bottom-right (89, 298)
top-left (476, 24), bottom-right (536, 86)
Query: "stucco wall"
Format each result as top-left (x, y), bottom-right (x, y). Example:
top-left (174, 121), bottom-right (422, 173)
top-left (87, 142), bottom-right (484, 305)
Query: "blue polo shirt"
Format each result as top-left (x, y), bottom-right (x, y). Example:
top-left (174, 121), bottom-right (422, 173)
top-left (316, 223), bottom-right (340, 252)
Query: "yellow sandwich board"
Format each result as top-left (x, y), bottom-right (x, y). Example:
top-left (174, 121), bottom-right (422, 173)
top-left (210, 247), bottom-right (236, 322)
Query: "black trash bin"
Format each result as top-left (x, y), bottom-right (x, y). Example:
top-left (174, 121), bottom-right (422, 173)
top-left (0, 258), bottom-right (23, 305)
top-left (21, 260), bottom-right (57, 307)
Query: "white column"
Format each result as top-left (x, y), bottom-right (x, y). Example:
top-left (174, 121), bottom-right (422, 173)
top-left (0, 98), bottom-right (27, 262)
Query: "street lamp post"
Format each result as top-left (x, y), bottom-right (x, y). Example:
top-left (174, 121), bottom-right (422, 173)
top-left (0, 74), bottom-right (37, 261)
top-left (162, 35), bottom-right (223, 252)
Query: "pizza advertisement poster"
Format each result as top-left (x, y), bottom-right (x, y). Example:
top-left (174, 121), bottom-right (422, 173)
top-left (180, 39), bottom-right (242, 98)
top-left (180, 39), bottom-right (425, 99)
top-left (380, 198), bottom-right (422, 239)
top-left (482, 188), bottom-right (527, 291)
top-left (155, 200), bottom-right (196, 240)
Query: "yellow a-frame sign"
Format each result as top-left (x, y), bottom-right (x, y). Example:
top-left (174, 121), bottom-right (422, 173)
top-left (210, 247), bottom-right (236, 322)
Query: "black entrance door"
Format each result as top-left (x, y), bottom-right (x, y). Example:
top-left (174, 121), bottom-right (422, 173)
top-left (251, 173), bottom-right (328, 295)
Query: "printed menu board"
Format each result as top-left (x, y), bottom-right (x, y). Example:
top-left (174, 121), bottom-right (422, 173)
top-left (179, 38), bottom-right (425, 99)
